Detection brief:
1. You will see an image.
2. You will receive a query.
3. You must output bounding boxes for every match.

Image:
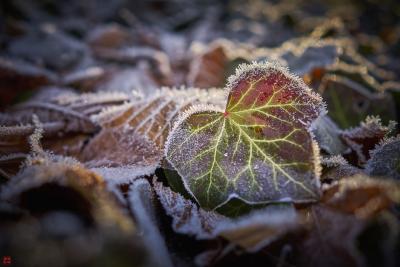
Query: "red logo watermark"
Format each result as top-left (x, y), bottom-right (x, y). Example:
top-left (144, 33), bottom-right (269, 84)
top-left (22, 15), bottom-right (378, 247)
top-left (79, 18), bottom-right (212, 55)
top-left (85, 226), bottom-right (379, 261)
top-left (2, 256), bottom-right (12, 266)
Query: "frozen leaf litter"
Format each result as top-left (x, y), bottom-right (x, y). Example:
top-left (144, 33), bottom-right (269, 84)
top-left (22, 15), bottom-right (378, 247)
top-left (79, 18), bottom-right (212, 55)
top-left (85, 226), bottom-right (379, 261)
top-left (1, 1), bottom-right (400, 266)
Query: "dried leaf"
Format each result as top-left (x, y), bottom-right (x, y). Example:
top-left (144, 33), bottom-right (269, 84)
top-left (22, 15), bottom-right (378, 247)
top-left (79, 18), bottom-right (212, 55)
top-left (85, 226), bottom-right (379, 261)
top-left (94, 87), bottom-right (226, 148)
top-left (216, 204), bottom-right (299, 252)
top-left (321, 155), bottom-right (364, 183)
top-left (341, 116), bottom-right (396, 166)
top-left (81, 127), bottom-right (161, 184)
top-left (322, 175), bottom-right (400, 218)
top-left (166, 62), bottom-right (325, 209)
top-left (295, 205), bottom-right (366, 267)
top-left (153, 178), bottom-right (225, 238)
top-left (187, 41), bottom-right (229, 88)
top-left (0, 154), bottom-right (147, 267)
top-left (11, 101), bottom-right (99, 133)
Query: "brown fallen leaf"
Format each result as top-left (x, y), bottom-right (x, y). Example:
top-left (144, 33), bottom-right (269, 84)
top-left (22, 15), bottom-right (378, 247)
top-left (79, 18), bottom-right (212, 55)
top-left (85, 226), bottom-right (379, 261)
top-left (187, 41), bottom-right (229, 88)
top-left (295, 205), bottom-right (366, 267)
top-left (322, 174), bottom-right (400, 219)
top-left (341, 116), bottom-right (396, 166)
top-left (0, 57), bottom-right (57, 107)
top-left (93, 87), bottom-right (226, 148)
top-left (81, 127), bottom-right (162, 184)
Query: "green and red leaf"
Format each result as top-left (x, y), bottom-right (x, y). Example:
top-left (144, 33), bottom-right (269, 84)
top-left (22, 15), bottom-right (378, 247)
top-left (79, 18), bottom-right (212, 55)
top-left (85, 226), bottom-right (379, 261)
top-left (166, 62), bottom-right (325, 209)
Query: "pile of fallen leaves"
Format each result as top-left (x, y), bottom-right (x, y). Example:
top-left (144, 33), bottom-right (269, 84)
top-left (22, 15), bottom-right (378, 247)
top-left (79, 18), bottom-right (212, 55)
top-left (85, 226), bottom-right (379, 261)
top-left (1, 1), bottom-right (400, 267)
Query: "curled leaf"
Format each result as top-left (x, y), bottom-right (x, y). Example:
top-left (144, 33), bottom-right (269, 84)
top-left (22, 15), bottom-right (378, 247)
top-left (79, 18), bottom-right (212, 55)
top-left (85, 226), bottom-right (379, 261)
top-left (166, 62), bottom-right (325, 209)
top-left (320, 155), bottom-right (363, 183)
top-left (153, 178), bottom-right (225, 238)
top-left (341, 116), bottom-right (396, 166)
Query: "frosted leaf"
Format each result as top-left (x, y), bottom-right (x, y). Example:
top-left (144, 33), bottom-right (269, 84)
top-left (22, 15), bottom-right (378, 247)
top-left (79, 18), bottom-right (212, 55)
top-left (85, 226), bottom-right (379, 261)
top-left (11, 101), bottom-right (99, 133)
top-left (0, 120), bottom-right (91, 168)
top-left (322, 174), bottom-right (400, 218)
top-left (94, 87), bottom-right (226, 148)
top-left (153, 178), bottom-right (226, 238)
top-left (312, 115), bottom-right (347, 155)
top-left (81, 127), bottom-right (161, 184)
top-left (0, 153), bottom-right (136, 231)
top-left (365, 136), bottom-right (400, 181)
top-left (154, 178), bottom-right (299, 252)
top-left (341, 116), bottom-right (396, 166)
top-left (321, 155), bottom-right (363, 183)
top-left (166, 62), bottom-right (325, 209)
top-left (128, 179), bottom-right (173, 267)
top-left (215, 204), bottom-right (299, 252)
top-left (0, 153), bottom-right (147, 266)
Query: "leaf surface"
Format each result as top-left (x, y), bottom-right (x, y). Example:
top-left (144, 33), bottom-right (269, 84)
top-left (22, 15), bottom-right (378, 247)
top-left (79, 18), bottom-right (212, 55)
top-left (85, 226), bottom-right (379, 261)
top-left (166, 62), bottom-right (325, 209)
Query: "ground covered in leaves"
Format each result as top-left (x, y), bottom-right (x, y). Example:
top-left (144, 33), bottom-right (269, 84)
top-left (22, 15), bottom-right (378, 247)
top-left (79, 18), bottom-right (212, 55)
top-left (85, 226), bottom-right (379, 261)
top-left (1, 1), bottom-right (400, 267)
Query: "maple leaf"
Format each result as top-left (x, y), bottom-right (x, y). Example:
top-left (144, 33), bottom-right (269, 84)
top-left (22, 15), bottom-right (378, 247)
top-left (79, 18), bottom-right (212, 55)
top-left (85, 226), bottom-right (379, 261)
top-left (166, 62), bottom-right (325, 209)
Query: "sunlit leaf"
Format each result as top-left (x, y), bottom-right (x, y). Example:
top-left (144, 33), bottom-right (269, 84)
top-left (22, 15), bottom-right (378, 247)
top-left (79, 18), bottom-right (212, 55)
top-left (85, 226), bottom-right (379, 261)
top-left (166, 62), bottom-right (325, 209)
